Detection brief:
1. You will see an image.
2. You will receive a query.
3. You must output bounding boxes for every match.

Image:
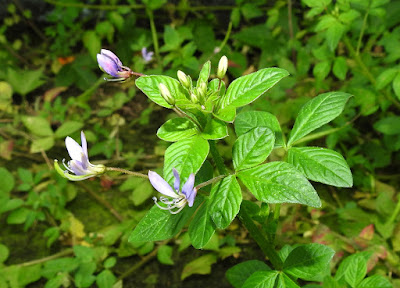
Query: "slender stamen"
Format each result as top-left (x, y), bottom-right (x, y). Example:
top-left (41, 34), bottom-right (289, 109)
top-left (170, 205), bottom-right (185, 214)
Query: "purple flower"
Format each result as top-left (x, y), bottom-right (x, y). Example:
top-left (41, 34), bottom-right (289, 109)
top-left (149, 168), bottom-right (197, 214)
top-left (97, 49), bottom-right (132, 81)
top-left (141, 47), bottom-right (154, 63)
top-left (54, 131), bottom-right (105, 181)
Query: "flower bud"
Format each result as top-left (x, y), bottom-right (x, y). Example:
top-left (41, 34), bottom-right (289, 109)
top-left (197, 81), bottom-right (207, 100)
top-left (190, 91), bottom-right (200, 104)
top-left (177, 70), bottom-right (191, 89)
top-left (217, 55), bottom-right (228, 79)
top-left (159, 83), bottom-right (175, 105)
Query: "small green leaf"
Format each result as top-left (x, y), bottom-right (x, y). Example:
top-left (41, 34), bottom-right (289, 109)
top-left (376, 68), bottom-right (398, 90)
top-left (181, 254), bottom-right (217, 280)
top-left (235, 111), bottom-right (284, 147)
top-left (288, 147), bottom-right (352, 187)
top-left (31, 137), bottom-right (55, 153)
top-left (55, 121), bottom-right (84, 138)
top-left (96, 270), bottom-right (117, 288)
top-left (276, 273), bottom-right (301, 288)
top-left (283, 243), bottom-right (335, 281)
top-left (0, 243), bottom-right (9, 263)
top-left (358, 275), bottom-right (392, 288)
top-left (129, 196), bottom-right (203, 242)
top-left (393, 73), bottom-right (400, 100)
top-left (163, 136), bottom-right (209, 186)
top-left (0, 167), bottom-right (15, 196)
top-left (157, 245), bottom-right (174, 265)
top-left (313, 61), bottom-right (331, 80)
top-left (83, 30), bottom-right (101, 60)
top-left (42, 257), bottom-right (79, 279)
top-left (189, 200), bottom-right (216, 249)
top-left (136, 75), bottom-right (189, 108)
top-left (238, 162), bottom-right (321, 208)
top-left (22, 116), bottom-right (54, 137)
top-left (373, 116), bottom-right (400, 135)
top-left (209, 175), bottom-right (242, 229)
top-left (7, 207), bottom-right (30, 224)
top-left (233, 127), bottom-right (275, 171)
top-left (157, 118), bottom-right (198, 142)
top-left (344, 256), bottom-right (367, 287)
top-left (242, 270), bottom-right (279, 288)
top-left (333, 56), bottom-right (348, 80)
top-left (213, 105), bottom-right (236, 123)
top-left (287, 92), bottom-right (352, 146)
top-left (326, 22), bottom-right (346, 51)
top-left (226, 260), bottom-right (271, 288)
top-left (7, 68), bottom-right (45, 96)
top-left (218, 68), bottom-right (289, 110)
top-left (103, 257), bottom-right (117, 269)
top-left (198, 61), bottom-right (211, 84)
top-left (201, 118), bottom-right (228, 140)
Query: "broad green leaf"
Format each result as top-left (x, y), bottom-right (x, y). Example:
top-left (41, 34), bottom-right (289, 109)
top-left (31, 137), bottom-right (55, 153)
top-left (276, 273), bottom-right (301, 288)
top-left (288, 147), bottom-right (353, 187)
top-left (287, 92), bottom-right (352, 146)
top-left (333, 56), bottom-right (348, 80)
top-left (242, 270), bottom-right (279, 288)
top-left (136, 75), bottom-right (189, 108)
top-left (42, 257), bottom-right (79, 279)
top-left (209, 175), bottom-right (242, 229)
top-left (344, 256), bottom-right (367, 287)
top-left (393, 73), bottom-right (400, 100)
top-left (313, 61), bottom-right (331, 80)
top-left (326, 22), bottom-right (346, 51)
top-left (7, 68), bottom-right (45, 96)
top-left (238, 162), bottom-right (321, 207)
top-left (163, 136), bottom-right (209, 185)
top-left (235, 111), bottom-right (284, 147)
top-left (189, 200), bottom-right (216, 249)
top-left (213, 105), bottom-right (236, 123)
top-left (157, 118), bottom-right (198, 142)
top-left (0, 199), bottom-right (24, 214)
top-left (157, 245), bottom-right (174, 265)
top-left (226, 260), bottom-right (271, 288)
top-left (55, 121), bottom-right (84, 138)
top-left (376, 68), bottom-right (398, 90)
top-left (198, 60), bottom-right (211, 84)
top-left (181, 254), bottom-right (217, 280)
top-left (0, 167), bottom-right (14, 196)
top-left (74, 262), bottom-right (96, 287)
top-left (96, 270), bottom-right (116, 288)
top-left (128, 196), bottom-right (202, 242)
top-left (233, 127), bottom-right (275, 171)
top-left (283, 243), bottom-right (335, 281)
top-left (7, 207), bottom-right (30, 224)
top-left (218, 68), bottom-right (289, 110)
top-left (358, 275), bottom-right (392, 288)
top-left (374, 116), bottom-right (400, 135)
top-left (201, 118), bottom-right (228, 140)
top-left (22, 116), bottom-right (54, 137)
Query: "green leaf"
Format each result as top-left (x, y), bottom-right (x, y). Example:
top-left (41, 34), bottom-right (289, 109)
top-left (287, 92), bottom-right (352, 146)
top-left (209, 175), bottom-right (242, 229)
top-left (7, 207), bottom-right (30, 224)
top-left (163, 136), bottom-right (209, 186)
top-left (128, 196), bottom-right (202, 242)
top-left (313, 61), bottom-right (331, 80)
top-left (142, 0), bottom-right (167, 10)
top-left (7, 68), bottom-right (45, 96)
top-left (213, 105), bottom-right (236, 123)
top-left (22, 116), bottom-right (54, 137)
top-left (376, 68), bottom-right (398, 90)
top-left (303, 0), bottom-right (331, 8)
top-left (333, 56), bottom-right (348, 80)
top-left (226, 260), bottom-right (271, 288)
top-left (31, 137), bottom-right (55, 153)
top-left (242, 270), bottom-right (279, 288)
top-left (218, 68), bottom-right (289, 110)
top-left (276, 273), bottom-right (301, 288)
top-left (0, 243), bottom-right (9, 263)
top-left (233, 127), bottom-right (275, 171)
top-left (181, 254), bottom-right (217, 280)
top-left (157, 118), bottom-right (198, 142)
top-left (157, 245), bottom-right (174, 265)
top-left (373, 116), bottom-right (400, 135)
top-left (0, 167), bottom-right (15, 196)
top-left (103, 257), bottom-right (117, 269)
top-left (201, 118), bottom-right (228, 140)
top-left (344, 256), bottom-right (367, 287)
top-left (283, 243), bottom-right (335, 281)
top-left (136, 75), bottom-right (189, 108)
top-left (393, 73), bottom-right (400, 100)
top-left (326, 22), bottom-right (346, 51)
top-left (42, 257), bottom-right (79, 279)
top-left (83, 30), bottom-right (100, 60)
top-left (55, 121), bottom-right (84, 138)
top-left (358, 275), bottom-right (392, 288)
top-left (287, 147), bottom-right (352, 187)
top-left (189, 200), bottom-right (216, 249)
top-left (96, 270), bottom-right (116, 288)
top-left (238, 162), bottom-right (321, 207)
top-left (198, 60), bottom-right (211, 84)
top-left (235, 111), bottom-right (284, 147)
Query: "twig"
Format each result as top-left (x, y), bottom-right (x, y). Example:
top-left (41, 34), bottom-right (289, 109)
top-left (18, 248), bottom-right (74, 267)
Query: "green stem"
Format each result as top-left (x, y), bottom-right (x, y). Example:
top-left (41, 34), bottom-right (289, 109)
top-left (173, 107), bottom-right (202, 129)
top-left (356, 7), bottom-right (370, 56)
top-left (273, 204), bottom-right (281, 221)
top-left (209, 140), bottom-right (227, 175)
top-left (106, 167), bottom-right (149, 179)
top-left (147, 9), bottom-right (161, 67)
top-left (196, 175), bottom-right (226, 190)
top-left (238, 206), bottom-right (283, 270)
top-left (18, 248), bottom-right (74, 267)
top-left (290, 127), bottom-right (342, 146)
top-left (389, 197), bottom-right (400, 224)
top-left (217, 21), bottom-right (233, 53)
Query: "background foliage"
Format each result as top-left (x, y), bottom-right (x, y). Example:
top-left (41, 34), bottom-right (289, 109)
top-left (0, 0), bottom-right (399, 287)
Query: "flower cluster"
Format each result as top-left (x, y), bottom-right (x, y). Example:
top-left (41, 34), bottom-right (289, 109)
top-left (148, 168), bottom-right (197, 214)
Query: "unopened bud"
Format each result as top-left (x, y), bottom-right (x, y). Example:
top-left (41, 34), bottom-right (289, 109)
top-left (159, 83), bottom-right (175, 105)
top-left (177, 70), bottom-right (191, 89)
top-left (190, 91), bottom-right (200, 104)
top-left (217, 55), bottom-right (228, 79)
top-left (197, 81), bottom-right (207, 99)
